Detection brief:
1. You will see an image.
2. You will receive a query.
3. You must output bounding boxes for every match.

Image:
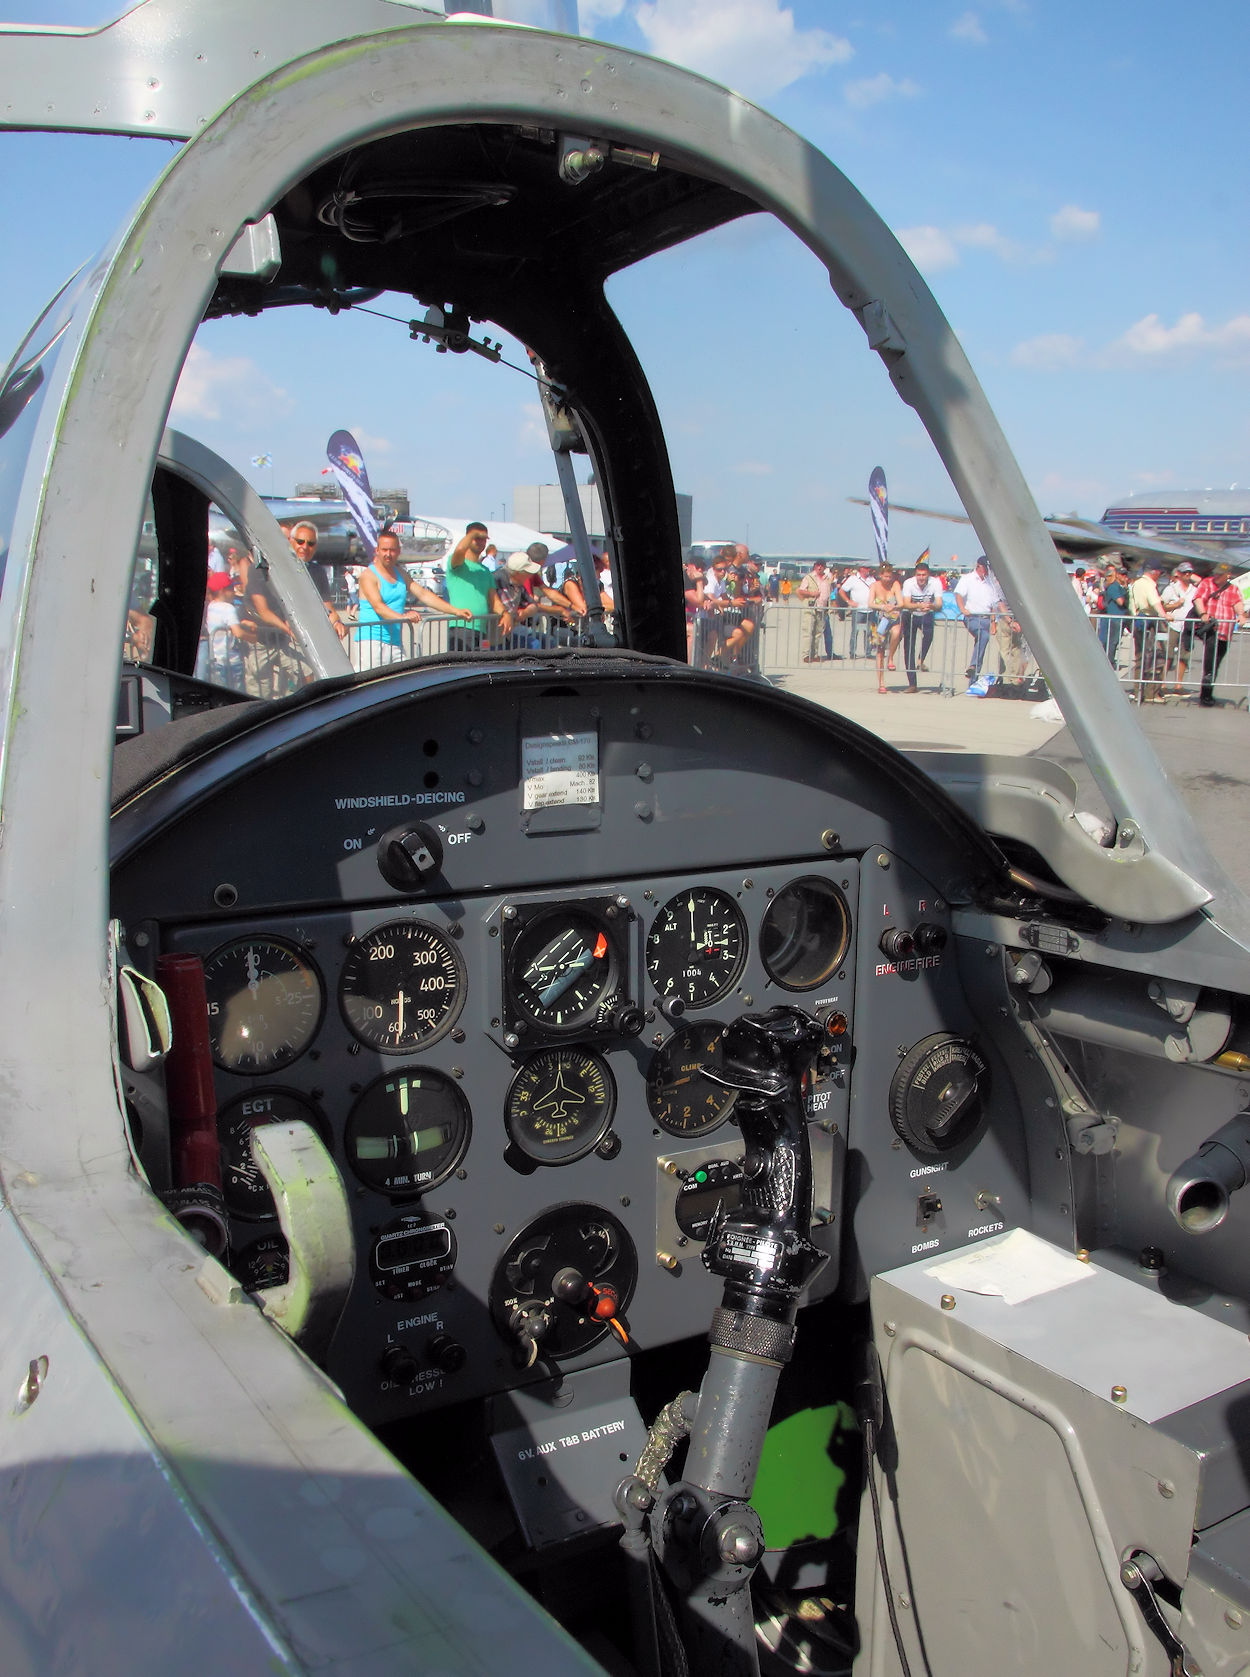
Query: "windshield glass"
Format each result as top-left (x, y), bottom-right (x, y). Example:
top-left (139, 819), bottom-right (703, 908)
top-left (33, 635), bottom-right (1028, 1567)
top-left (609, 218), bottom-right (1071, 741)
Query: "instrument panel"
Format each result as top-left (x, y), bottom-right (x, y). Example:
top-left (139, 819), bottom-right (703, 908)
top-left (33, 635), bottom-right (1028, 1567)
top-left (156, 857), bottom-right (856, 1422)
top-left (111, 660), bottom-right (1025, 1428)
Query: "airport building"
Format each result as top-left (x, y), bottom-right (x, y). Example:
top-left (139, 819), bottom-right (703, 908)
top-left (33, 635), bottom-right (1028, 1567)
top-left (514, 481), bottom-right (692, 548)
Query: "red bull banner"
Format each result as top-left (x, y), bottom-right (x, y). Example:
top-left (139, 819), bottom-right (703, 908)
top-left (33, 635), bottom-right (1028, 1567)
top-left (869, 466), bottom-right (888, 567)
top-left (327, 429), bottom-right (379, 559)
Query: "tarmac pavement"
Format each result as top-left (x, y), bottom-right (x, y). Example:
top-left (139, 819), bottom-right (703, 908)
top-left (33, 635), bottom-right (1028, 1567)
top-left (770, 655), bottom-right (1250, 897)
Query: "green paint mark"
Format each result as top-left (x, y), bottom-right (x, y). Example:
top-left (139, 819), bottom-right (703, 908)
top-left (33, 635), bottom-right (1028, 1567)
top-left (751, 1401), bottom-right (856, 1550)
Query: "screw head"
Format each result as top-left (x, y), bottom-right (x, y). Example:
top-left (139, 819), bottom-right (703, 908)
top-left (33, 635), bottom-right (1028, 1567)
top-left (1111, 1385), bottom-right (1128, 1404)
top-left (940, 1294), bottom-right (956, 1311)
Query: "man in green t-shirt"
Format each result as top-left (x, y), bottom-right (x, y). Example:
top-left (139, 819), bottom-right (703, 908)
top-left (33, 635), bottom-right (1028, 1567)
top-left (444, 521), bottom-right (504, 646)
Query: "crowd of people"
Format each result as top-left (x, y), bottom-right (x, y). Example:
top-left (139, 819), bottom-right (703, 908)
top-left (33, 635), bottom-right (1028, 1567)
top-left (178, 518), bottom-right (1246, 709)
top-left (1070, 554), bottom-right (1247, 707)
top-left (191, 518), bottom-right (616, 690)
top-left (758, 551), bottom-right (1026, 693)
top-left (683, 543), bottom-right (767, 673)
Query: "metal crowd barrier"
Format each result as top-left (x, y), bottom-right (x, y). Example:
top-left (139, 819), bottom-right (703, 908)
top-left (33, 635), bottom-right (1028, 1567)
top-left (749, 603), bottom-right (1249, 706)
top-left (688, 606), bottom-right (768, 678)
top-left (353, 611), bottom-right (592, 669)
top-left (1083, 612), bottom-right (1249, 706)
top-left (194, 602), bottom-right (1248, 707)
top-left (755, 604), bottom-right (984, 692)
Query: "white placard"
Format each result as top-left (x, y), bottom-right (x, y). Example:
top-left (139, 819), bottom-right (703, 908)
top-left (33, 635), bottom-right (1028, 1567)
top-left (522, 731), bottom-right (600, 810)
top-left (924, 1228), bottom-right (1094, 1307)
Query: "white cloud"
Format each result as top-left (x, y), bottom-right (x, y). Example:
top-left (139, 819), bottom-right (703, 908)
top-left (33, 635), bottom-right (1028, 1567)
top-left (1050, 204), bottom-right (1100, 242)
top-left (953, 221), bottom-right (1019, 259)
top-left (950, 11), bottom-right (987, 43)
top-left (845, 71), bottom-right (919, 109)
top-left (171, 344), bottom-right (292, 422)
top-left (1035, 470), bottom-right (1107, 505)
top-left (519, 401), bottom-right (548, 449)
top-left (1104, 311), bottom-right (1250, 362)
top-left (734, 460), bottom-right (774, 476)
top-left (1009, 311), bottom-right (1250, 372)
top-left (1010, 333), bottom-right (1085, 370)
top-left (633, 0), bottom-right (852, 100)
top-left (348, 425), bottom-right (393, 457)
top-left (897, 225), bottom-right (959, 272)
top-left (899, 214), bottom-right (1072, 273)
top-left (580, 0), bottom-right (627, 26)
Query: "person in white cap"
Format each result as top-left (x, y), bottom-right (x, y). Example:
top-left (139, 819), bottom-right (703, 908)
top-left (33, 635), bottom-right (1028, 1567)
top-left (1161, 563), bottom-right (1201, 694)
top-left (496, 548), bottom-right (578, 645)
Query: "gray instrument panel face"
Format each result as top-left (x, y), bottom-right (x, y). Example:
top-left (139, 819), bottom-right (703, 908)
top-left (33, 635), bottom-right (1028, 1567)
top-left (111, 667), bottom-right (1030, 1423)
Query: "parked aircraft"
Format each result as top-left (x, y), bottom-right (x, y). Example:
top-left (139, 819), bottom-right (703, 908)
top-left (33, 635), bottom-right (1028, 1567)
top-left (3, 3), bottom-right (1250, 1675)
top-left (850, 491), bottom-right (1242, 573)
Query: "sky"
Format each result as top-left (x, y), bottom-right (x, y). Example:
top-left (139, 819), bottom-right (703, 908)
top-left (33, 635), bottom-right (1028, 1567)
top-left (1, 0), bottom-right (1247, 560)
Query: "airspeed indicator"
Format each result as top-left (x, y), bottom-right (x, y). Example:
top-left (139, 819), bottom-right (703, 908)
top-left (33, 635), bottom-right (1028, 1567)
top-left (340, 920), bottom-right (464, 1052)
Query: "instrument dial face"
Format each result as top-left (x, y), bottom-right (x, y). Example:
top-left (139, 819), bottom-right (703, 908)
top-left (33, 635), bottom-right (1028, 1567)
top-left (507, 908), bottom-right (619, 1034)
top-left (646, 888), bottom-right (747, 1009)
top-left (218, 1089), bottom-right (327, 1220)
top-left (345, 1069), bottom-right (471, 1196)
top-left (339, 920), bottom-right (464, 1052)
top-left (203, 937), bottom-right (323, 1074)
top-left (889, 1034), bottom-right (989, 1156)
top-left (647, 1021), bottom-right (737, 1138)
top-left (233, 1233), bottom-right (289, 1293)
top-left (759, 877), bottom-right (852, 992)
top-left (505, 1048), bottom-right (617, 1165)
top-left (674, 1158), bottom-right (745, 1242)
top-left (370, 1213), bottom-right (457, 1302)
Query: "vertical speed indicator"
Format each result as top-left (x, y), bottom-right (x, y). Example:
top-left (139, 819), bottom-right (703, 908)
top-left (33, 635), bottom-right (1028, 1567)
top-left (339, 920), bottom-right (464, 1052)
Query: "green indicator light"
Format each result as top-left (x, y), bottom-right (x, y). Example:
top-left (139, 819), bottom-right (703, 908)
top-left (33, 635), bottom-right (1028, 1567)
top-left (695, 1170), bottom-right (707, 1183)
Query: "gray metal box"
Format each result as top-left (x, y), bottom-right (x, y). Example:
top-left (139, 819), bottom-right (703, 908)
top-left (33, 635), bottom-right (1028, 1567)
top-left (854, 1238), bottom-right (1250, 1677)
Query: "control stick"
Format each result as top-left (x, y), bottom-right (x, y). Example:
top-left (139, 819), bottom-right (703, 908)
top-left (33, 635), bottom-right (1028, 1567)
top-left (617, 1006), bottom-right (827, 1676)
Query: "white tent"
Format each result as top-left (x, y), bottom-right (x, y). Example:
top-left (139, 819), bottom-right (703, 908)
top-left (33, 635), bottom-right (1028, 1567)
top-left (412, 516), bottom-right (562, 560)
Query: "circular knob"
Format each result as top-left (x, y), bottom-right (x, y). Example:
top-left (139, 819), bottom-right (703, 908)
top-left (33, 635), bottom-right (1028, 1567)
top-left (552, 1266), bottom-right (590, 1305)
top-left (427, 1333), bottom-right (466, 1374)
top-left (607, 1002), bottom-right (646, 1037)
top-left (913, 923), bottom-right (948, 954)
top-left (588, 1284), bottom-right (620, 1321)
top-left (879, 927), bottom-right (916, 960)
top-left (379, 1343), bottom-right (420, 1385)
top-left (376, 822), bottom-right (443, 892)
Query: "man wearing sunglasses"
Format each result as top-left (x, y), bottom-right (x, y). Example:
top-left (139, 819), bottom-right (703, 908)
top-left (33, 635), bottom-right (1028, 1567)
top-left (288, 521), bottom-right (347, 641)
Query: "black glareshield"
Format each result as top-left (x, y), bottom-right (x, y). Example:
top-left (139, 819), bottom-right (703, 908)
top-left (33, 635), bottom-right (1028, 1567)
top-left (700, 1006), bottom-right (828, 1330)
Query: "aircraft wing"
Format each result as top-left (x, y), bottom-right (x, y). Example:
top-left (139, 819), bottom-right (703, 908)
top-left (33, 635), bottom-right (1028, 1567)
top-left (849, 497), bottom-right (1228, 574)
